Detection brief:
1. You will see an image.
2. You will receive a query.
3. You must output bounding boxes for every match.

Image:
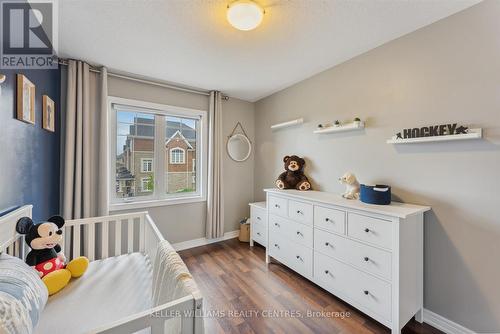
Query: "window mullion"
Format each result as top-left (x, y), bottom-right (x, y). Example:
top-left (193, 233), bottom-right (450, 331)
top-left (155, 115), bottom-right (166, 198)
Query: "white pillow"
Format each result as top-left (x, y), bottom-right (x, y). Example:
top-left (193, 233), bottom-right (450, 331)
top-left (0, 253), bottom-right (48, 334)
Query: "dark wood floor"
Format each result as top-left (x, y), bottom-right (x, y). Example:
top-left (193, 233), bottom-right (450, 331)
top-left (179, 239), bottom-right (442, 334)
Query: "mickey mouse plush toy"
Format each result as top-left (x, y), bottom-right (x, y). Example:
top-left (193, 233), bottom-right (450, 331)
top-left (16, 216), bottom-right (89, 295)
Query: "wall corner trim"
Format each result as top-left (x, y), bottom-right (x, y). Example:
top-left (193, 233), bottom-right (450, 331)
top-left (172, 230), bottom-right (239, 251)
top-left (423, 309), bottom-right (475, 334)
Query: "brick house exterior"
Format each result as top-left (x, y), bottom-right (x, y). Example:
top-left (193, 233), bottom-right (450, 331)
top-left (116, 117), bottom-right (196, 198)
top-left (165, 130), bottom-right (196, 193)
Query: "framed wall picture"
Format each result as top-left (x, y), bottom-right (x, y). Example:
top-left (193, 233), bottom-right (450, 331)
top-left (16, 74), bottom-right (36, 124)
top-left (42, 95), bottom-right (55, 132)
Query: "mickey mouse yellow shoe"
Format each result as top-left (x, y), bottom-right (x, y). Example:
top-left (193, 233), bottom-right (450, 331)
top-left (66, 256), bottom-right (89, 278)
top-left (42, 269), bottom-right (71, 295)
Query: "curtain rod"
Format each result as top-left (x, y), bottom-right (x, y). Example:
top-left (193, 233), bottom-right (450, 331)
top-left (58, 59), bottom-right (220, 98)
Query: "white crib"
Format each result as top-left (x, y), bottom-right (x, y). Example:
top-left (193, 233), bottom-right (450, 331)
top-left (0, 205), bottom-right (203, 334)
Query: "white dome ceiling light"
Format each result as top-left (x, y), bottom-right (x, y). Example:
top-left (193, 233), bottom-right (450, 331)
top-left (227, 0), bottom-right (264, 31)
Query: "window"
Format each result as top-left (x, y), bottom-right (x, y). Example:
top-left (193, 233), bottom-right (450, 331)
top-left (169, 148), bottom-right (185, 164)
top-left (141, 158), bottom-right (153, 172)
top-left (141, 177), bottom-right (153, 192)
top-left (109, 97), bottom-right (207, 210)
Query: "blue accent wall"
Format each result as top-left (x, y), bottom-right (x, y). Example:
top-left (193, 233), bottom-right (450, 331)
top-left (0, 69), bottom-right (61, 221)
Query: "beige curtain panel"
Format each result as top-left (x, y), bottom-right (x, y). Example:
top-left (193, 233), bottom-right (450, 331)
top-left (206, 91), bottom-right (224, 239)
top-left (62, 60), bottom-right (108, 219)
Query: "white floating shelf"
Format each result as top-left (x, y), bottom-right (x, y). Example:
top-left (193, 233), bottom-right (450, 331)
top-left (387, 128), bottom-right (482, 144)
top-left (271, 118), bottom-right (304, 130)
top-left (314, 121), bottom-right (365, 134)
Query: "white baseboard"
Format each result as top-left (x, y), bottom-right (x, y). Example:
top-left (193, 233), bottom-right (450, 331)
top-left (172, 230), bottom-right (239, 251)
top-left (423, 309), bottom-right (475, 334)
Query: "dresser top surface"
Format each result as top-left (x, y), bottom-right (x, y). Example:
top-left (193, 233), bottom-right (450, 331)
top-left (249, 201), bottom-right (266, 209)
top-left (264, 189), bottom-right (430, 219)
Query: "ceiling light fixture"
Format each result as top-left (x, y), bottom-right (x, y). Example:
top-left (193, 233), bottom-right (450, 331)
top-left (227, 0), bottom-right (264, 31)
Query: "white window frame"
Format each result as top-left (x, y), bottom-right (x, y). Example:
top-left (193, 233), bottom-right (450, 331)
top-left (169, 147), bottom-right (185, 164)
top-left (141, 177), bottom-right (153, 192)
top-left (108, 96), bottom-right (208, 211)
top-left (141, 158), bottom-right (153, 173)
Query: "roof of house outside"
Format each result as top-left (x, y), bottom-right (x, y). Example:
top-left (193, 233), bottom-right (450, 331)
top-left (127, 117), bottom-right (196, 144)
top-left (116, 166), bottom-right (134, 180)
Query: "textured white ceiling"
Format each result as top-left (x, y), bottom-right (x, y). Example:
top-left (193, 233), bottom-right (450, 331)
top-left (59, 0), bottom-right (481, 102)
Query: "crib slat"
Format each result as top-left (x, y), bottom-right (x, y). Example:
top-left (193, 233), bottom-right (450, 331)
top-left (87, 223), bottom-right (95, 261)
top-left (19, 237), bottom-right (25, 260)
top-left (73, 225), bottom-right (81, 259)
top-left (60, 227), bottom-right (65, 256)
top-left (64, 226), bottom-right (70, 257)
top-left (13, 240), bottom-right (19, 257)
top-left (127, 218), bottom-right (133, 253)
top-left (115, 221), bottom-right (121, 256)
top-left (139, 215), bottom-right (145, 253)
top-left (102, 221), bottom-right (109, 259)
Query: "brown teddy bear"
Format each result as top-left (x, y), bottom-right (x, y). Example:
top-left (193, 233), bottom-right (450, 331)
top-left (275, 155), bottom-right (312, 191)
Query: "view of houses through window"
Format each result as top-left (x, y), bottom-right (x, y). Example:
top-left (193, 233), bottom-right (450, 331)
top-left (115, 109), bottom-right (198, 200)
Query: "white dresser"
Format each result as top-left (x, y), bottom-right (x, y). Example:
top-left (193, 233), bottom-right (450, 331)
top-left (264, 189), bottom-right (430, 334)
top-left (249, 201), bottom-right (267, 247)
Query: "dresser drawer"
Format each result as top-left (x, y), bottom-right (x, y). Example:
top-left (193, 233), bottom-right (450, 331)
top-left (315, 229), bottom-right (392, 280)
top-left (269, 232), bottom-right (313, 278)
top-left (251, 206), bottom-right (267, 228)
top-left (270, 214), bottom-right (312, 248)
top-left (288, 219), bottom-right (313, 248)
top-left (314, 206), bottom-right (345, 234)
top-left (252, 222), bottom-right (266, 246)
top-left (268, 196), bottom-right (288, 217)
top-left (314, 251), bottom-right (349, 293)
top-left (348, 213), bottom-right (392, 249)
top-left (269, 233), bottom-right (289, 264)
top-left (314, 252), bottom-right (392, 321)
top-left (269, 214), bottom-right (290, 235)
top-left (314, 229), bottom-right (350, 261)
top-left (286, 241), bottom-right (313, 278)
top-left (350, 265), bottom-right (392, 321)
top-left (288, 200), bottom-right (313, 225)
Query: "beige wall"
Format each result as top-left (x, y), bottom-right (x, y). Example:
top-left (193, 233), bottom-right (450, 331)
top-left (109, 76), bottom-right (255, 243)
top-left (254, 1), bottom-right (500, 332)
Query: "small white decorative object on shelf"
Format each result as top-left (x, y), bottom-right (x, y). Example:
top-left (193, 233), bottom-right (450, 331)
top-left (271, 118), bottom-right (304, 130)
top-left (314, 121), bottom-right (365, 134)
top-left (339, 172), bottom-right (360, 200)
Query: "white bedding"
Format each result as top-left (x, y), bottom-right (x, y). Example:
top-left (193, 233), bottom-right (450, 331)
top-left (35, 253), bottom-right (152, 334)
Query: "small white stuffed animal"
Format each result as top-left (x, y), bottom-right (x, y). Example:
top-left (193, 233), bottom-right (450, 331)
top-left (339, 172), bottom-right (360, 200)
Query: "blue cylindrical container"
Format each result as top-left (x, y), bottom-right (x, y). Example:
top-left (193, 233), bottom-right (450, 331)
top-left (360, 184), bottom-right (391, 205)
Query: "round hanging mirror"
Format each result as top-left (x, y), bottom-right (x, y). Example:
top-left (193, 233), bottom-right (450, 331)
top-left (227, 133), bottom-right (252, 162)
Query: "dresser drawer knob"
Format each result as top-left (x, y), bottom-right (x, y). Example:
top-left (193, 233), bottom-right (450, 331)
top-left (274, 243), bottom-right (280, 249)
top-left (257, 232), bottom-right (261, 236)
top-left (325, 218), bottom-right (333, 223)
top-left (274, 222), bottom-right (280, 227)
top-left (296, 255), bottom-right (303, 261)
top-left (274, 204), bottom-right (280, 208)
top-left (324, 270), bottom-right (329, 274)
top-left (296, 231), bottom-right (303, 236)
top-left (325, 242), bottom-right (333, 247)
top-left (296, 210), bottom-right (303, 215)
top-left (257, 216), bottom-right (261, 220)
top-left (364, 290), bottom-right (369, 295)
top-left (364, 228), bottom-right (370, 233)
